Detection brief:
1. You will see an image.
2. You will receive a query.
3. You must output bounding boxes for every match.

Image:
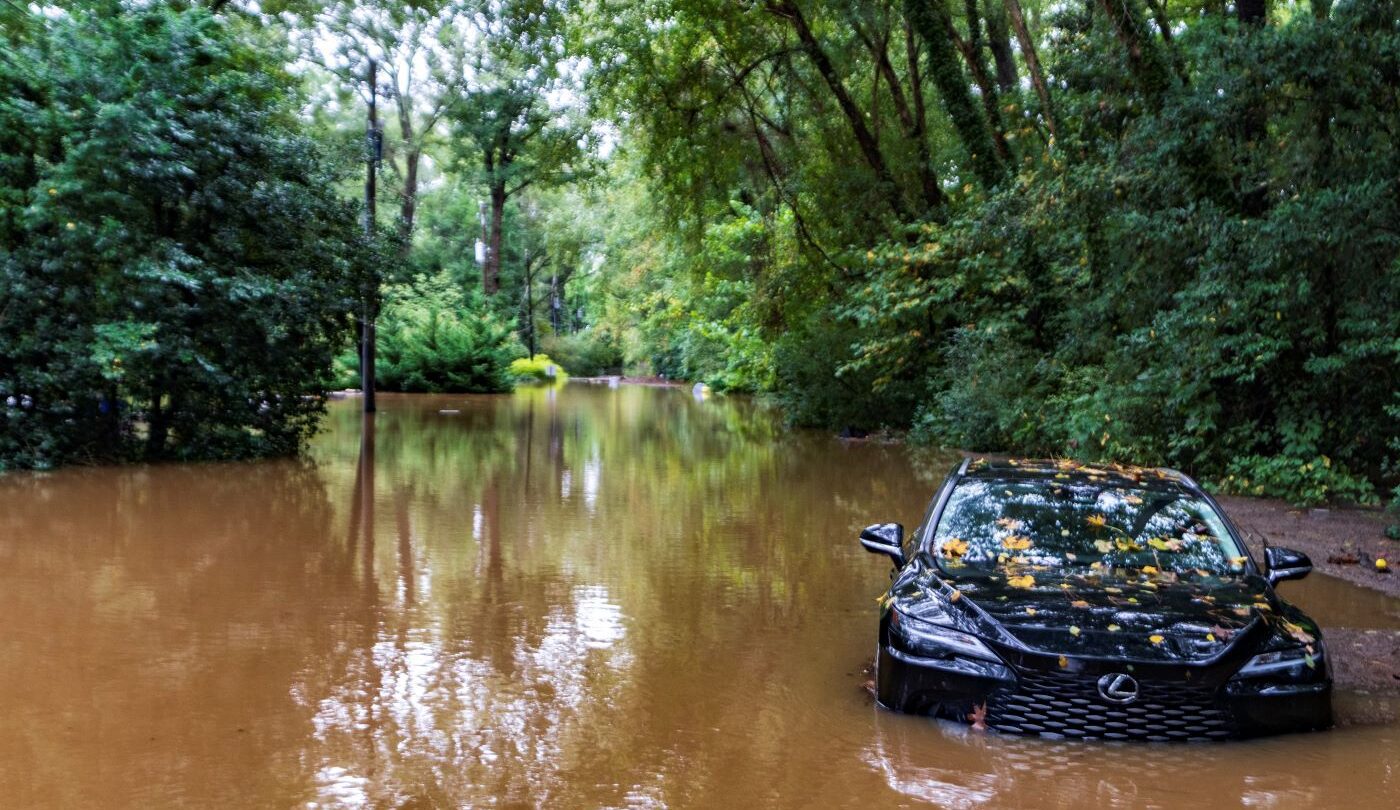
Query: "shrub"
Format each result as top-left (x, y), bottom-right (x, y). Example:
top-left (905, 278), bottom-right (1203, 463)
top-left (540, 331), bottom-right (623, 377)
top-left (509, 354), bottom-right (568, 383)
top-left (342, 273), bottom-right (522, 394)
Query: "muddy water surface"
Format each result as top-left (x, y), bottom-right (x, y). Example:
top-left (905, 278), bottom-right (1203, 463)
top-left (1, 385), bottom-right (1398, 808)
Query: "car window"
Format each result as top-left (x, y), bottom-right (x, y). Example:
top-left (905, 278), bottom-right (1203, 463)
top-left (931, 479), bottom-right (1247, 578)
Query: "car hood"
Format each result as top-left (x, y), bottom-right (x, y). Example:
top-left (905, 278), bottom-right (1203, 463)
top-left (937, 570), bottom-right (1276, 663)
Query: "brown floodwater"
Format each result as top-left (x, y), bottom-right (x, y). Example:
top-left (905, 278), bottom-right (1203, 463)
top-left (2, 384), bottom-right (1398, 808)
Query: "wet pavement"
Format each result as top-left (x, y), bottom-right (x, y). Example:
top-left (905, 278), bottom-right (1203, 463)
top-left (1, 385), bottom-right (1397, 807)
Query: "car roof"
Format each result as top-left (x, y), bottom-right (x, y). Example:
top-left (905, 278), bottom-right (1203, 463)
top-left (960, 457), bottom-right (1201, 494)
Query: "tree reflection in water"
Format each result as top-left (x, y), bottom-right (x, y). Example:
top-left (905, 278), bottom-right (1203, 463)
top-left (5, 385), bottom-right (1397, 807)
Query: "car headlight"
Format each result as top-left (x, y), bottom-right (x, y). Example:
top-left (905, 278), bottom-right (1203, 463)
top-left (1237, 645), bottom-right (1321, 678)
top-left (890, 609), bottom-right (1001, 662)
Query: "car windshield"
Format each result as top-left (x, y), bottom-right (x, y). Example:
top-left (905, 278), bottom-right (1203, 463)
top-left (931, 479), bottom-right (1248, 577)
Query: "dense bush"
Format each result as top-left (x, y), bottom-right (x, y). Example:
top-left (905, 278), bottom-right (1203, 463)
top-left (845, 7), bottom-right (1400, 504)
top-left (540, 331), bottom-right (624, 377)
top-left (582, 0), bottom-right (1398, 504)
top-left (0, 4), bottom-right (365, 469)
top-left (340, 273), bottom-right (521, 394)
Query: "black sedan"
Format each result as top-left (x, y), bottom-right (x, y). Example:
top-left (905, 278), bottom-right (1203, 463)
top-left (862, 457), bottom-right (1332, 741)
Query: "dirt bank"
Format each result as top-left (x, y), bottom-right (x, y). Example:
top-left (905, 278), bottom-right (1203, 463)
top-left (1222, 495), bottom-right (1398, 597)
top-left (1222, 496), bottom-right (1400, 693)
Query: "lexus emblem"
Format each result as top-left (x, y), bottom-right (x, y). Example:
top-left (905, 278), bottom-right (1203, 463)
top-left (1097, 673), bottom-right (1139, 704)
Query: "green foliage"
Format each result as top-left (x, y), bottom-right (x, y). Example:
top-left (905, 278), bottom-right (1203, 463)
top-left (576, 0), bottom-right (1398, 504)
top-left (540, 331), bottom-right (623, 377)
top-left (509, 354), bottom-right (568, 383)
top-left (343, 273), bottom-right (522, 393)
top-left (844, 5), bottom-right (1400, 504)
top-left (0, 2), bottom-right (364, 469)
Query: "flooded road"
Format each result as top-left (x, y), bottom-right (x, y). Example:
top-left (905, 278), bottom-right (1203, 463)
top-left (1, 384), bottom-right (1398, 808)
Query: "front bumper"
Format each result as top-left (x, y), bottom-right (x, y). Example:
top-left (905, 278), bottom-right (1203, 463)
top-left (877, 642), bottom-right (1332, 740)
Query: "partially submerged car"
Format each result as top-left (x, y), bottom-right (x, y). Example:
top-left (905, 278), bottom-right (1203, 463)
top-left (862, 457), bottom-right (1331, 741)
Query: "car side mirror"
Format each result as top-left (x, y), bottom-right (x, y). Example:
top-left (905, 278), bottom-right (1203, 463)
top-left (860, 523), bottom-right (904, 566)
top-left (1265, 546), bottom-right (1312, 585)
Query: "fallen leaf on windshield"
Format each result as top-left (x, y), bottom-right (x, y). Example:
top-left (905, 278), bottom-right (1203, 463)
top-left (1094, 539), bottom-right (1113, 554)
top-left (996, 517), bottom-right (1023, 531)
top-left (1058, 655), bottom-right (1069, 668)
top-left (942, 537), bottom-right (969, 557)
top-left (1003, 535), bottom-right (1032, 550)
top-left (1148, 537), bottom-right (1183, 552)
top-left (1025, 607), bottom-right (1037, 616)
top-left (1007, 574), bottom-right (1035, 589)
top-left (1149, 634), bottom-right (1165, 645)
top-left (1071, 600), bottom-right (1090, 609)
top-left (1142, 565), bottom-right (1160, 574)
top-left (1124, 494), bottom-right (1144, 505)
top-left (949, 589), bottom-right (962, 602)
top-left (1086, 515), bottom-right (1107, 528)
top-left (1069, 626), bottom-right (1081, 637)
top-left (1115, 538), bottom-right (1143, 552)
top-left (1107, 624), bottom-right (1121, 632)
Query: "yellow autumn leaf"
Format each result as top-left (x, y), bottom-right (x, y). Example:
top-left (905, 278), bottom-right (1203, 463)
top-left (1006, 574), bottom-right (1035, 589)
top-left (1086, 514), bottom-right (1107, 528)
top-left (1069, 626), bottom-right (1081, 637)
top-left (1107, 624), bottom-right (1121, 632)
top-left (1149, 634), bottom-right (1165, 645)
top-left (1003, 535), bottom-right (1032, 551)
top-left (1071, 600), bottom-right (1090, 609)
top-left (1141, 565), bottom-right (1159, 574)
top-left (949, 589), bottom-right (962, 602)
top-left (1025, 607), bottom-right (1037, 616)
top-left (1093, 539), bottom-right (1113, 553)
top-left (1058, 655), bottom-right (1068, 668)
top-left (996, 517), bottom-right (1023, 531)
top-left (942, 537), bottom-right (969, 557)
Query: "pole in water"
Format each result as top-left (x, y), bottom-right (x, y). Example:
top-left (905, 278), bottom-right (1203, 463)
top-left (361, 57), bottom-right (378, 413)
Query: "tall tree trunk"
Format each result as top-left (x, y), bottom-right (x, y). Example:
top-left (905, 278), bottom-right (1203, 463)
top-left (396, 98), bottom-right (420, 249)
top-left (398, 146), bottom-right (420, 244)
top-left (1237, 0), bottom-right (1268, 214)
top-left (770, 0), bottom-right (909, 218)
top-left (904, 25), bottom-right (945, 212)
top-left (982, 0), bottom-right (1019, 93)
top-left (146, 387), bottom-right (168, 459)
top-left (906, 0), bottom-right (1005, 187)
top-left (858, 20), bottom-right (946, 212)
top-left (1097, 0), bottom-right (1174, 107)
top-left (1003, 0), bottom-right (1059, 141)
top-left (485, 182), bottom-right (505, 295)
top-left (957, 0), bottom-right (1011, 161)
top-left (1143, 0), bottom-right (1187, 82)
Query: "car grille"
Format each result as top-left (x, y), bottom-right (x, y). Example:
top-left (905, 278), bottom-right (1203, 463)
top-left (985, 668), bottom-right (1237, 741)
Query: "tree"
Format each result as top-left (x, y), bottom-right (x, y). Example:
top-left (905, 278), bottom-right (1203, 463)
top-left (294, 0), bottom-right (468, 246)
top-left (449, 0), bottom-right (591, 296)
top-left (0, 2), bottom-right (365, 468)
